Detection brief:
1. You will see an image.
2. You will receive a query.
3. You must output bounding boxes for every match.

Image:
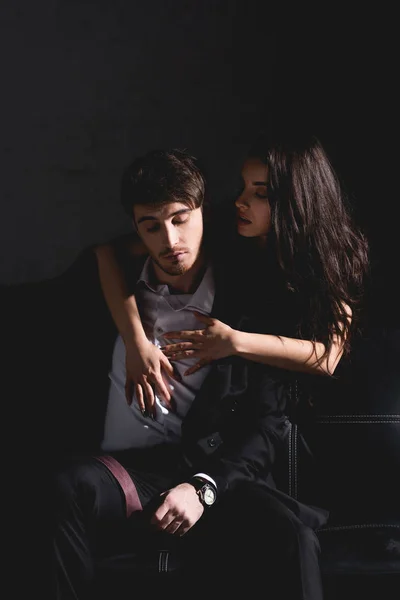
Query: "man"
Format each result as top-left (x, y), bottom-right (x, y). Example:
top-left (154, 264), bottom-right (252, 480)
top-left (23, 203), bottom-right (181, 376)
top-left (52, 149), bottom-right (327, 599)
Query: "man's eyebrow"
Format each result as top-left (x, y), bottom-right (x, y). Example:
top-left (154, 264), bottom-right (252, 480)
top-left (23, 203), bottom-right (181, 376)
top-left (137, 208), bottom-right (191, 224)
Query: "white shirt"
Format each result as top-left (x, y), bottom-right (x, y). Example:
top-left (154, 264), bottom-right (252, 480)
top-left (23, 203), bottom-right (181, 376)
top-left (101, 258), bottom-right (215, 453)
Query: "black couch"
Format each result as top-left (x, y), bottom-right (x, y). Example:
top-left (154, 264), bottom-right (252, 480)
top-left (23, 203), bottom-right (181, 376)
top-left (3, 248), bottom-right (400, 599)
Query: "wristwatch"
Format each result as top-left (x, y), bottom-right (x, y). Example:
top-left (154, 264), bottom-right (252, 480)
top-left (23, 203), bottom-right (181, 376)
top-left (190, 476), bottom-right (217, 508)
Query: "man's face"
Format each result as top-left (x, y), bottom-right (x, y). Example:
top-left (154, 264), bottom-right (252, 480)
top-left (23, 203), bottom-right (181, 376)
top-left (133, 202), bottom-right (204, 277)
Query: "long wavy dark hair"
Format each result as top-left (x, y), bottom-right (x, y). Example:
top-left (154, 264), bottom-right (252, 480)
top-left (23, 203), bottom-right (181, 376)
top-left (246, 130), bottom-right (370, 359)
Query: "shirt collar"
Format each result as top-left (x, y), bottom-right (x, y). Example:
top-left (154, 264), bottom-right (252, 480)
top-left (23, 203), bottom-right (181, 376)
top-left (136, 257), bottom-right (215, 314)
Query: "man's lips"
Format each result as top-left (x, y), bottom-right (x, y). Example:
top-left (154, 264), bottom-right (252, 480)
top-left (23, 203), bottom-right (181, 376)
top-left (162, 251), bottom-right (187, 261)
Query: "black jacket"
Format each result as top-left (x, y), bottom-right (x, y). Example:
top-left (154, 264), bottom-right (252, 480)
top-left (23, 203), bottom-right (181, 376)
top-left (47, 245), bottom-right (289, 497)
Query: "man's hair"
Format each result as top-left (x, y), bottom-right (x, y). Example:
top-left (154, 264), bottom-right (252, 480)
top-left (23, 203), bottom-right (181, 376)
top-left (120, 148), bottom-right (206, 219)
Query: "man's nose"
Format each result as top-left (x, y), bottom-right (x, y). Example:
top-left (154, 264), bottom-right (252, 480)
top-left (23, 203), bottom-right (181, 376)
top-left (163, 225), bottom-right (179, 248)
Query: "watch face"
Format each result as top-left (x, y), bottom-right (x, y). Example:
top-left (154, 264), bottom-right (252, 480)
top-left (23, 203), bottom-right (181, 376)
top-left (203, 485), bottom-right (216, 505)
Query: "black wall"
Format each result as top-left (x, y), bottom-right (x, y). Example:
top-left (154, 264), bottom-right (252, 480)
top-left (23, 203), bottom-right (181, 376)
top-left (1, 2), bottom-right (398, 299)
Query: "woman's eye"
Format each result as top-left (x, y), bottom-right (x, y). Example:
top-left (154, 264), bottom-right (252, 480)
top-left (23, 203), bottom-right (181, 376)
top-left (255, 192), bottom-right (268, 199)
top-left (173, 217), bottom-right (189, 226)
top-left (147, 225), bottom-right (160, 233)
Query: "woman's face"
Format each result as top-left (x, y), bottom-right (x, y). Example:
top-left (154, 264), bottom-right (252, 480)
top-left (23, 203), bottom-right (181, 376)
top-left (235, 157), bottom-right (271, 239)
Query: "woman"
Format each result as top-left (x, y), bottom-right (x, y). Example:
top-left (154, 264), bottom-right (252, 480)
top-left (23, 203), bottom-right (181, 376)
top-left (94, 130), bottom-right (369, 415)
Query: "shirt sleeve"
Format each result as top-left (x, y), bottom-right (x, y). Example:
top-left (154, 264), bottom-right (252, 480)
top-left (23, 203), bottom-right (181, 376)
top-left (192, 472), bottom-right (217, 489)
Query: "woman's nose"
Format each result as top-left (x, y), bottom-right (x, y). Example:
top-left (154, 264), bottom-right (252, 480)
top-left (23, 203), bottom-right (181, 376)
top-left (235, 194), bottom-right (248, 208)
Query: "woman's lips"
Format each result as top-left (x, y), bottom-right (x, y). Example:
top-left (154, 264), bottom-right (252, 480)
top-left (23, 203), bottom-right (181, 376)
top-left (237, 213), bottom-right (252, 225)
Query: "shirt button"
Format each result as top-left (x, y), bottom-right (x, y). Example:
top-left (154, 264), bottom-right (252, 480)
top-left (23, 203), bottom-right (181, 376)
top-left (155, 327), bottom-right (163, 335)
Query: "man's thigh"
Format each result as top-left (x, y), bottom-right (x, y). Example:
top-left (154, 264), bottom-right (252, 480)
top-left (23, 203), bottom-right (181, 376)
top-left (112, 443), bottom-right (184, 507)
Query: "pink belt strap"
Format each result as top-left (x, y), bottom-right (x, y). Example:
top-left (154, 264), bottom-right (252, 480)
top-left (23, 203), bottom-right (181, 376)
top-left (94, 455), bottom-right (142, 517)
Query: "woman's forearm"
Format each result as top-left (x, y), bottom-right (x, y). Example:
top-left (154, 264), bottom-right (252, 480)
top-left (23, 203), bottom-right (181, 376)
top-left (231, 330), bottom-right (343, 376)
top-left (94, 244), bottom-right (147, 345)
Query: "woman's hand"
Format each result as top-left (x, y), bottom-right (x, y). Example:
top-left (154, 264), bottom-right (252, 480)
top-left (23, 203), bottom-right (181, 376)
top-left (124, 338), bottom-right (176, 417)
top-left (162, 311), bottom-right (237, 375)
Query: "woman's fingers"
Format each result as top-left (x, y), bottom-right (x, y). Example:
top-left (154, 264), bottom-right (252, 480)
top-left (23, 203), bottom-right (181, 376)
top-left (153, 374), bottom-right (172, 409)
top-left (160, 355), bottom-right (175, 377)
top-left (184, 358), bottom-right (211, 376)
top-left (162, 341), bottom-right (197, 355)
top-left (164, 349), bottom-right (198, 360)
top-left (134, 382), bottom-right (146, 413)
top-left (141, 376), bottom-right (155, 417)
top-left (125, 377), bottom-right (134, 406)
top-left (192, 311), bottom-right (214, 325)
top-left (163, 330), bottom-right (205, 341)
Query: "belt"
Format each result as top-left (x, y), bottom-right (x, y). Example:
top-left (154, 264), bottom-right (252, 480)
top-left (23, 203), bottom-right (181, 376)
top-left (94, 454), bottom-right (142, 517)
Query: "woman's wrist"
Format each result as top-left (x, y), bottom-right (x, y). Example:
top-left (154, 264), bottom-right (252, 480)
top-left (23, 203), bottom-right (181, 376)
top-left (229, 328), bottom-right (242, 356)
top-left (124, 330), bottom-right (148, 349)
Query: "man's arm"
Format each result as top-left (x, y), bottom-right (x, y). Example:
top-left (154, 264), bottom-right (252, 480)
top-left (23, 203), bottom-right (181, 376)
top-left (185, 362), bottom-right (288, 495)
top-left (151, 364), bottom-right (288, 536)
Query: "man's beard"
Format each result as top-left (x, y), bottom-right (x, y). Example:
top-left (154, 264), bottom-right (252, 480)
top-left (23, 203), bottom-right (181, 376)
top-left (152, 255), bottom-right (188, 277)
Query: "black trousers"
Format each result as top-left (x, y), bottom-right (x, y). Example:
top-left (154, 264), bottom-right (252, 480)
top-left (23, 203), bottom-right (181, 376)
top-left (51, 449), bottom-right (324, 600)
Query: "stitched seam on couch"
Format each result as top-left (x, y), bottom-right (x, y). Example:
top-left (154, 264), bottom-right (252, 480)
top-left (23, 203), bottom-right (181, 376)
top-left (287, 422), bottom-right (299, 500)
top-left (316, 414), bottom-right (400, 419)
top-left (158, 550), bottom-right (169, 573)
top-left (316, 420), bottom-right (400, 424)
top-left (315, 415), bottom-right (400, 424)
top-left (317, 524), bottom-right (400, 532)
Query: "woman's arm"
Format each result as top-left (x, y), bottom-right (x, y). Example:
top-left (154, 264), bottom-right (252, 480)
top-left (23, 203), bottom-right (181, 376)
top-left (94, 242), bottom-right (174, 414)
top-left (229, 329), bottom-right (345, 376)
top-left (162, 308), bottom-right (352, 377)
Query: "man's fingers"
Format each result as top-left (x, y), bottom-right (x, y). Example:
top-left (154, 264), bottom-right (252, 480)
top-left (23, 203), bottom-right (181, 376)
top-left (164, 518), bottom-right (184, 534)
top-left (175, 521), bottom-right (190, 536)
top-left (151, 500), bottom-right (168, 526)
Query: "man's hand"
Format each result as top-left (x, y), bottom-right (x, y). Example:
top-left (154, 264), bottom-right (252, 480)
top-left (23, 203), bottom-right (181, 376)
top-left (124, 338), bottom-right (176, 416)
top-left (150, 483), bottom-right (204, 536)
top-left (162, 311), bottom-right (237, 375)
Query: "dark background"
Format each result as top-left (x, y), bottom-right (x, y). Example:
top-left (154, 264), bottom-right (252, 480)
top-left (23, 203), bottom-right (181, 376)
top-left (8, 2), bottom-right (400, 423)
top-left (1, 1), bottom-right (398, 295)
top-left (1, 4), bottom-right (399, 590)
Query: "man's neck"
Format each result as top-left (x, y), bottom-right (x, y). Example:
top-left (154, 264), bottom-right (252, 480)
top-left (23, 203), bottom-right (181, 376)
top-left (152, 251), bottom-right (207, 294)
